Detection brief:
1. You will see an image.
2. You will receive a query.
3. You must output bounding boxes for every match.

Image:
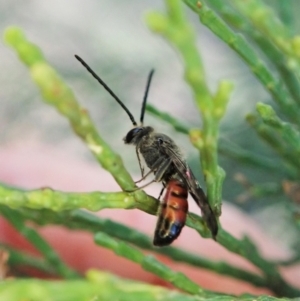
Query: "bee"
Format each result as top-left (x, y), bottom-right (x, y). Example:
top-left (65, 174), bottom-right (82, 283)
top-left (75, 55), bottom-right (218, 245)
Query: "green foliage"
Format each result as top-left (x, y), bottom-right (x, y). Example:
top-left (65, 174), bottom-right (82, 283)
top-left (147, 0), bottom-right (232, 215)
top-left (1, 0), bottom-right (300, 300)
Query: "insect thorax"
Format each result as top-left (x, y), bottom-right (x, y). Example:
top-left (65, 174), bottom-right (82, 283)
top-left (138, 132), bottom-right (183, 182)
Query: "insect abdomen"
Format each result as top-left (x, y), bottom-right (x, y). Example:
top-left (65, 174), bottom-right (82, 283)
top-left (153, 179), bottom-right (188, 246)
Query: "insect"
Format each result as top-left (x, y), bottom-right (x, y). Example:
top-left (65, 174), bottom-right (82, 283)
top-left (75, 55), bottom-right (218, 245)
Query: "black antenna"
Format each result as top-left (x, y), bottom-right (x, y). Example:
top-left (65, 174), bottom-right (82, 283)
top-left (140, 69), bottom-right (154, 125)
top-left (74, 55), bottom-right (137, 126)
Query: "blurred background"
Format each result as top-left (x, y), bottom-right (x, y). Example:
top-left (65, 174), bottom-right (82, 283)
top-left (1, 1), bottom-right (299, 256)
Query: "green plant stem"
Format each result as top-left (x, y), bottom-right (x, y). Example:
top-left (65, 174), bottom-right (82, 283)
top-left (183, 0), bottom-right (300, 124)
top-left (146, 0), bottom-right (231, 215)
top-left (58, 211), bottom-right (271, 289)
top-left (231, 0), bottom-right (299, 60)
top-left (0, 184), bottom-right (205, 237)
top-left (147, 105), bottom-right (295, 201)
top-left (0, 185), bottom-right (137, 212)
top-left (246, 111), bottom-right (300, 174)
top-left (19, 208), bottom-right (267, 289)
top-left (256, 103), bottom-right (300, 157)
top-left (0, 198), bottom-right (300, 297)
top-left (0, 244), bottom-right (56, 276)
top-left (218, 139), bottom-right (296, 179)
top-left (147, 103), bottom-right (298, 180)
top-left (0, 206), bottom-right (79, 279)
top-left (0, 270), bottom-right (204, 301)
top-left (231, 0), bottom-right (300, 84)
top-left (213, 226), bottom-right (299, 297)
top-left (0, 274), bottom-right (291, 301)
top-left (146, 104), bottom-right (189, 135)
top-left (278, 1), bottom-right (294, 35)
top-left (4, 26), bottom-right (135, 192)
top-left (94, 231), bottom-right (207, 296)
top-left (207, 0), bottom-right (300, 106)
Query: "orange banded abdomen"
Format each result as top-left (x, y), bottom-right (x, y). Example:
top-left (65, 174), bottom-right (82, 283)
top-left (153, 179), bottom-right (188, 246)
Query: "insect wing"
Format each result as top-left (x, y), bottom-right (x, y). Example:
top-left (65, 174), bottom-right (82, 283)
top-left (162, 143), bottom-right (218, 238)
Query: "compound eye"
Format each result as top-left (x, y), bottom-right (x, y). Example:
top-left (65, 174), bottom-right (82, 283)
top-left (124, 127), bottom-right (142, 144)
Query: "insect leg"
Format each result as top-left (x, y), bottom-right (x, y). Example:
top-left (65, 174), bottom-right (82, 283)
top-left (127, 158), bottom-right (172, 191)
top-left (135, 158), bottom-right (172, 189)
top-left (152, 158), bottom-right (172, 182)
top-left (134, 179), bottom-right (157, 190)
top-left (135, 147), bottom-right (144, 179)
top-left (134, 156), bottom-right (165, 184)
top-left (135, 169), bottom-right (153, 184)
top-left (157, 186), bottom-right (165, 201)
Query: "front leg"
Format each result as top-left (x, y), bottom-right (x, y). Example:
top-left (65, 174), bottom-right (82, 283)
top-left (157, 186), bottom-right (165, 201)
top-left (136, 147), bottom-right (144, 179)
top-left (125, 157), bottom-right (171, 192)
top-left (136, 157), bottom-right (172, 190)
top-left (134, 156), bottom-right (165, 184)
top-left (135, 169), bottom-right (153, 184)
